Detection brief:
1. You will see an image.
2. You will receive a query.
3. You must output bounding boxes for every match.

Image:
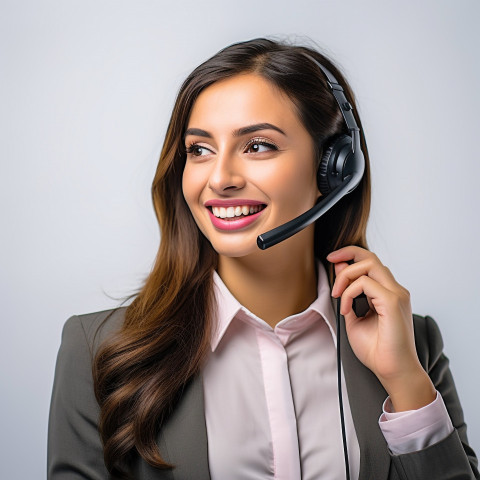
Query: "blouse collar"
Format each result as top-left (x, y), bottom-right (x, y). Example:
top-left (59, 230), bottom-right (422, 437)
top-left (211, 261), bottom-right (337, 351)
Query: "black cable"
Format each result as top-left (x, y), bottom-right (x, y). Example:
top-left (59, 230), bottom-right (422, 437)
top-left (336, 297), bottom-right (351, 480)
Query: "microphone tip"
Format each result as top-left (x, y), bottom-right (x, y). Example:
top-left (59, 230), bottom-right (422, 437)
top-left (257, 235), bottom-right (267, 250)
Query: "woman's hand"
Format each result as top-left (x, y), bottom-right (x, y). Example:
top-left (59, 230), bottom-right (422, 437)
top-left (327, 246), bottom-right (436, 412)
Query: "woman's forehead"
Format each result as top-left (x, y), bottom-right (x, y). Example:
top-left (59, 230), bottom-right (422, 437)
top-left (186, 73), bottom-right (301, 135)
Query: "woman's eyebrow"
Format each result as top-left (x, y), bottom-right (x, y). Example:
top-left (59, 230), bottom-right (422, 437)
top-left (183, 123), bottom-right (286, 140)
top-left (184, 128), bottom-right (212, 139)
top-left (232, 123), bottom-right (286, 137)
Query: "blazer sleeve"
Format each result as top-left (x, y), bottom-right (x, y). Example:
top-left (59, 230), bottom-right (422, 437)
top-left (389, 315), bottom-right (479, 480)
top-left (47, 315), bottom-right (111, 480)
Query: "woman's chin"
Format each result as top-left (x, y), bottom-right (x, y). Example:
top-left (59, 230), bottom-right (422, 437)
top-left (212, 245), bottom-right (259, 259)
top-left (208, 236), bottom-right (261, 259)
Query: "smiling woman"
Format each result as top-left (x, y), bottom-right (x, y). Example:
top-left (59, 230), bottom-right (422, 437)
top-left (47, 38), bottom-right (478, 480)
top-left (182, 73), bottom-right (319, 261)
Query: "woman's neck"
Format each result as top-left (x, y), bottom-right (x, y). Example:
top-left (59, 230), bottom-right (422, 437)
top-left (217, 242), bottom-right (318, 329)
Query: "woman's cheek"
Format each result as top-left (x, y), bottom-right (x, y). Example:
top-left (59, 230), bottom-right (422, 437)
top-left (182, 166), bottom-right (201, 208)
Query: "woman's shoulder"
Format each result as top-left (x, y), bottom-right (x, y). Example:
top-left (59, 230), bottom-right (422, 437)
top-left (49, 308), bottom-right (128, 478)
top-left (412, 313), bottom-right (445, 370)
top-left (412, 313), bottom-right (443, 342)
top-left (60, 306), bottom-right (127, 356)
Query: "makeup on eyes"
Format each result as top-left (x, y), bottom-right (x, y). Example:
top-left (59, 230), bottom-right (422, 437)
top-left (185, 136), bottom-right (280, 158)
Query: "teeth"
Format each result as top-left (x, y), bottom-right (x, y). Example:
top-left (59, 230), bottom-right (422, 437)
top-left (210, 204), bottom-right (263, 219)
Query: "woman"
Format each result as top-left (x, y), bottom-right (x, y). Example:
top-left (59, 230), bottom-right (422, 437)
top-left (48, 38), bottom-right (478, 479)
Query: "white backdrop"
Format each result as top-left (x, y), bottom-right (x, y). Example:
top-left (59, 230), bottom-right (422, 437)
top-left (1, 0), bottom-right (479, 478)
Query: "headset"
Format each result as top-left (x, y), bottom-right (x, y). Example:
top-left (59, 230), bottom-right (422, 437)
top-left (256, 56), bottom-right (367, 480)
top-left (256, 55), bottom-right (365, 251)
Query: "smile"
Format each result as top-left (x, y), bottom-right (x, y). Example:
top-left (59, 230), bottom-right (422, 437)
top-left (205, 203), bottom-right (266, 231)
top-left (210, 204), bottom-right (265, 219)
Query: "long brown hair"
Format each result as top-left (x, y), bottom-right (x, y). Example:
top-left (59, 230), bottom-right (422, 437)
top-left (93, 37), bottom-right (371, 478)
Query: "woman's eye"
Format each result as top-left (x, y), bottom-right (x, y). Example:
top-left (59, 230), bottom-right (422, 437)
top-left (245, 140), bottom-right (277, 154)
top-left (186, 144), bottom-right (210, 157)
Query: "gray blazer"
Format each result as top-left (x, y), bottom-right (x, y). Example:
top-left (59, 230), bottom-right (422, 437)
top-left (48, 308), bottom-right (479, 479)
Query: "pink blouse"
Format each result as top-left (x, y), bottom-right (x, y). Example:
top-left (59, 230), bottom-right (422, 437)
top-left (202, 263), bottom-right (454, 479)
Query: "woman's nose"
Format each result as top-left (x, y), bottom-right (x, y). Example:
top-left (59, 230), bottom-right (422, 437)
top-left (208, 152), bottom-right (246, 194)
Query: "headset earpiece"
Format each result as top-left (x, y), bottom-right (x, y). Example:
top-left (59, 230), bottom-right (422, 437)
top-left (317, 134), bottom-right (359, 196)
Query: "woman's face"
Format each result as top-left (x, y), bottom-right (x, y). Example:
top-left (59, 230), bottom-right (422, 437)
top-left (182, 73), bottom-right (320, 258)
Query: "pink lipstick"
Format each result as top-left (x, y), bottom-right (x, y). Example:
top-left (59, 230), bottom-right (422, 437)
top-left (204, 199), bottom-right (266, 231)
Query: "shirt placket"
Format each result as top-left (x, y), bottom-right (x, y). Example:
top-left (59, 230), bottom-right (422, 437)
top-left (255, 327), bottom-right (301, 480)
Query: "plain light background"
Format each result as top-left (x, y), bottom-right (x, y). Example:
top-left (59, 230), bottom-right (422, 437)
top-left (1, 0), bottom-right (479, 478)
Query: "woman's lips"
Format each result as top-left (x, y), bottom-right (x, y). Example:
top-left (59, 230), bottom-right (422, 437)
top-left (206, 202), bottom-right (266, 231)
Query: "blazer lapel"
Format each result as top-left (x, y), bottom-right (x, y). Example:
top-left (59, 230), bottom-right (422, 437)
top-left (340, 315), bottom-right (392, 480)
top-left (160, 375), bottom-right (211, 480)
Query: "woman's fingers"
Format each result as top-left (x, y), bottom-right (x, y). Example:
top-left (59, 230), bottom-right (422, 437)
top-left (331, 259), bottom-right (398, 298)
top-left (339, 274), bottom-right (391, 317)
top-left (329, 248), bottom-right (399, 299)
top-left (339, 275), bottom-right (414, 372)
top-left (332, 261), bottom-right (349, 277)
top-left (327, 245), bottom-right (373, 264)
